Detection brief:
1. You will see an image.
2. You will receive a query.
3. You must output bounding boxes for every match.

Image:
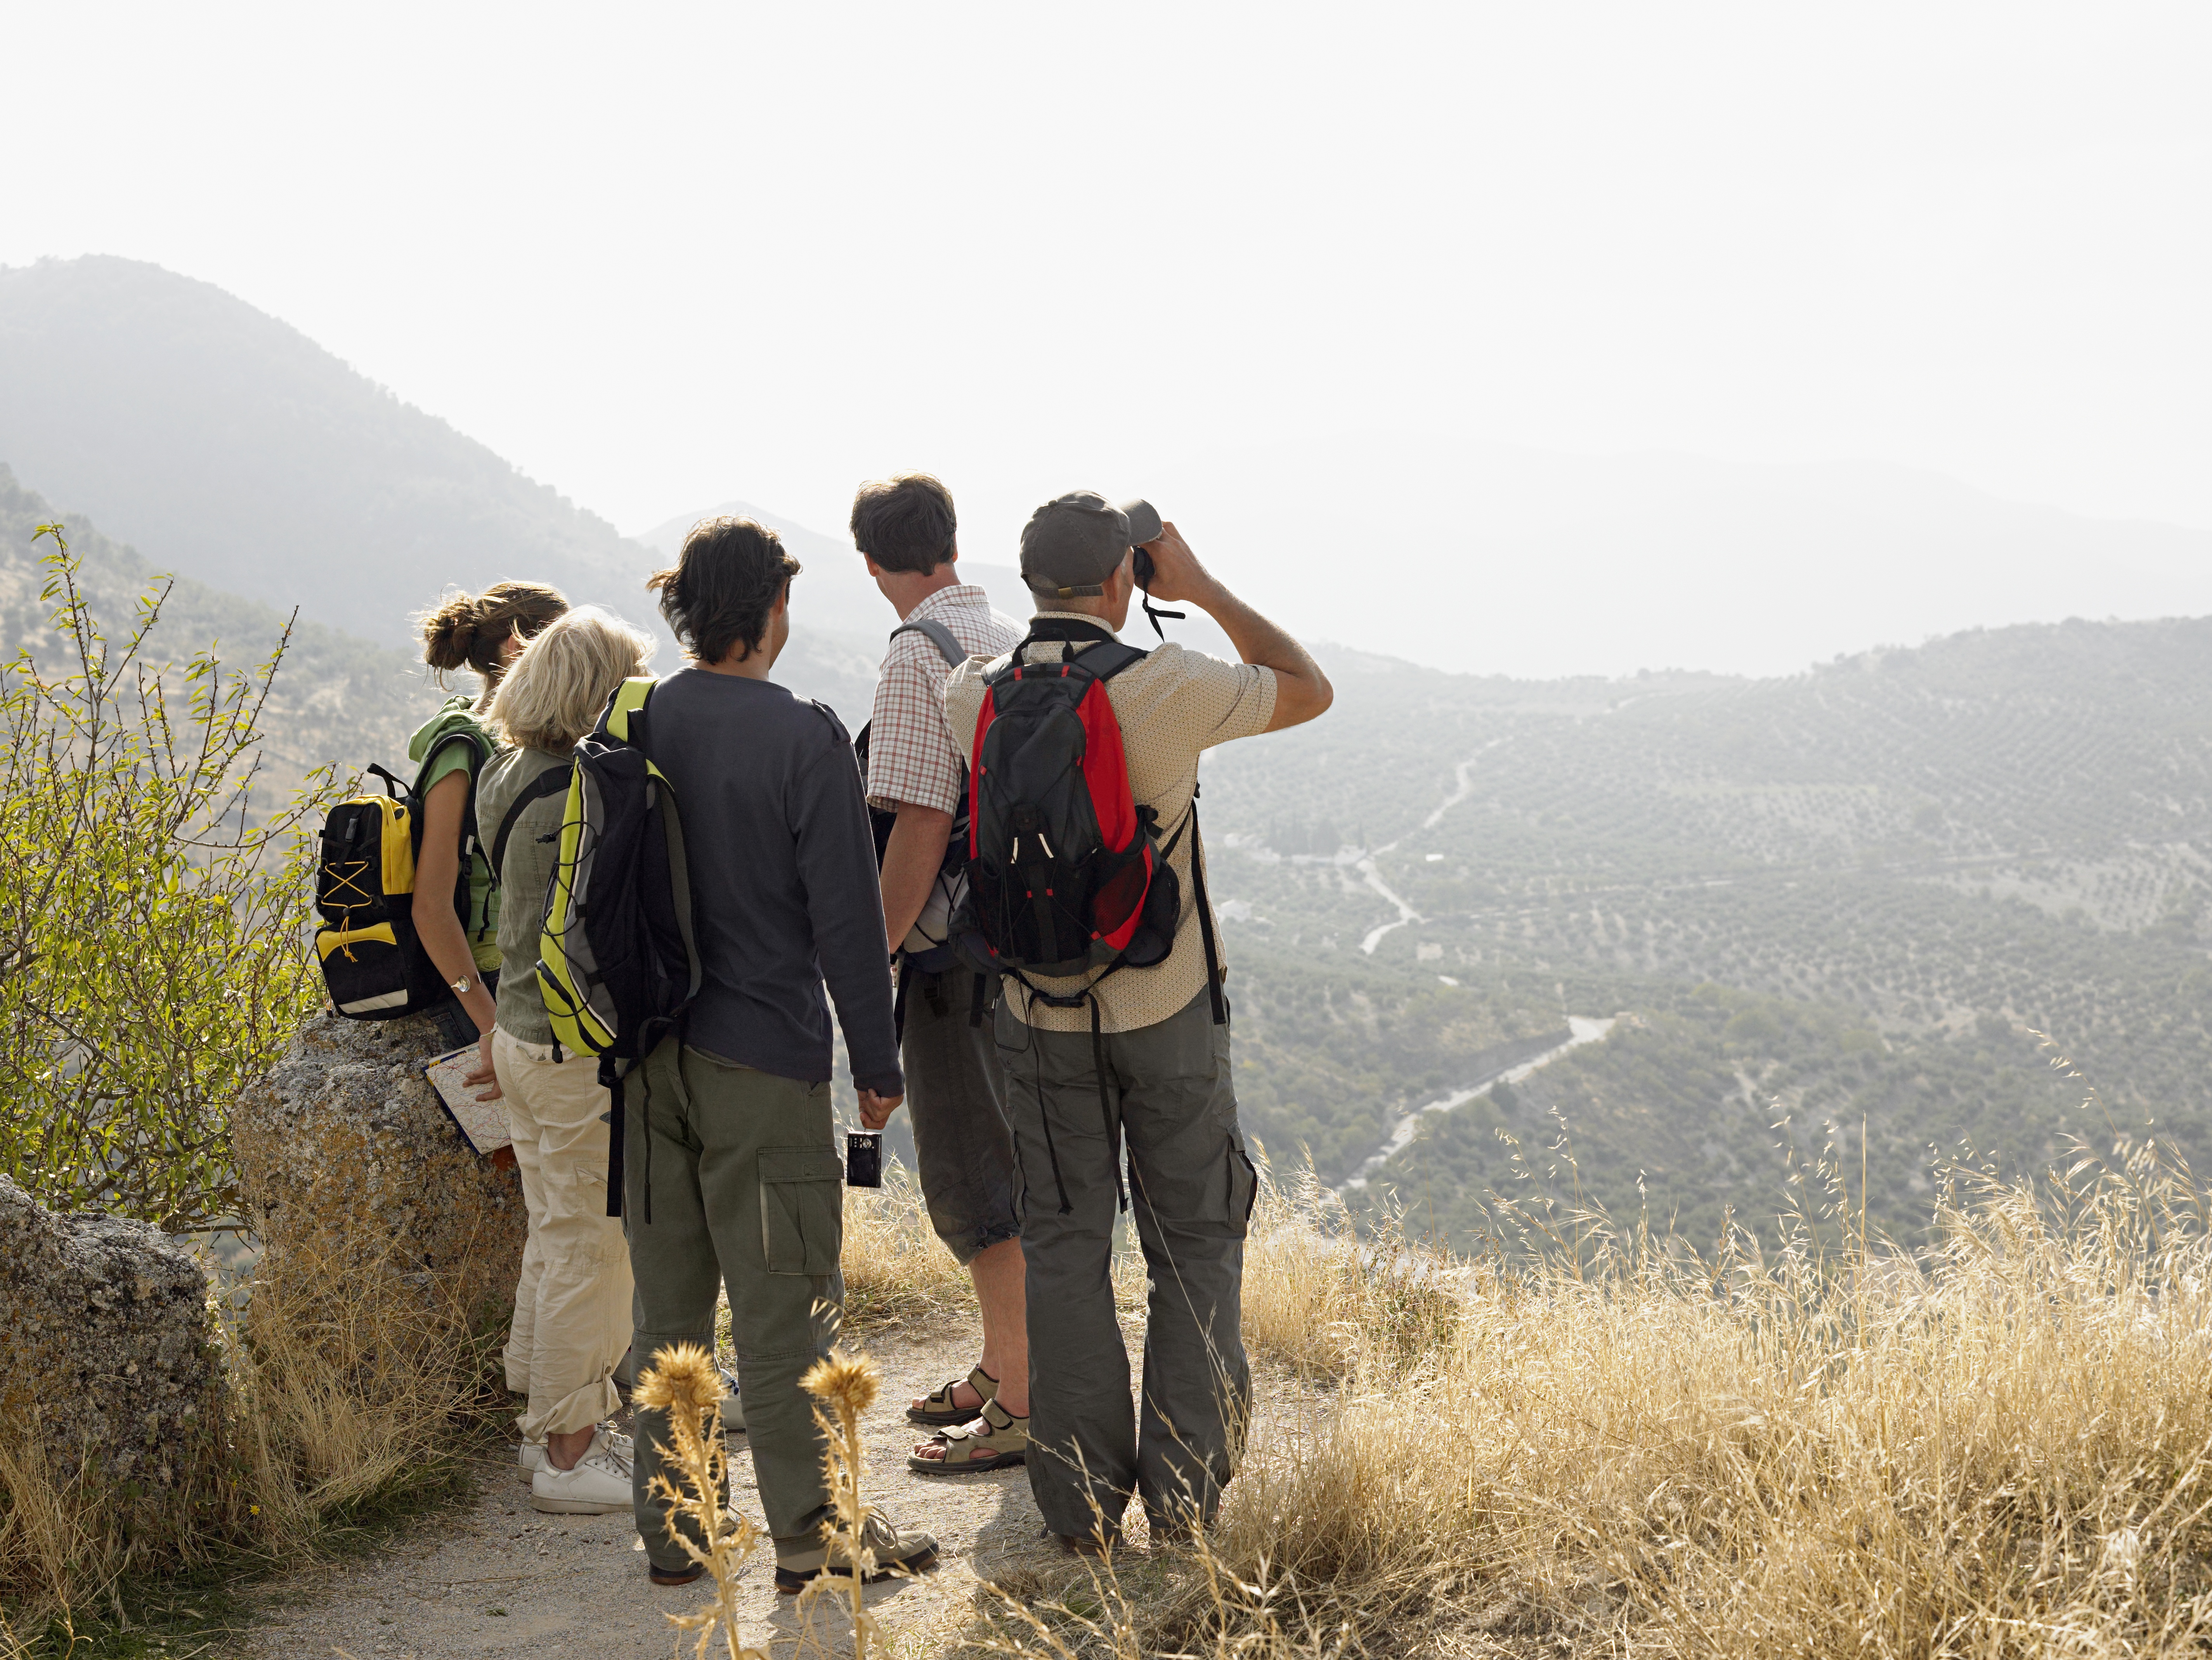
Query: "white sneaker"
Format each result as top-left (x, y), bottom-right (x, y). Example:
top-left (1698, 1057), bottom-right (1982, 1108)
top-left (530, 1428), bottom-right (634, 1514)
top-left (519, 1424), bottom-right (629, 1481)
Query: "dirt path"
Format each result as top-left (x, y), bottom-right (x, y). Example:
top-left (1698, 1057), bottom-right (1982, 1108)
top-left (244, 1327), bottom-right (1078, 1660)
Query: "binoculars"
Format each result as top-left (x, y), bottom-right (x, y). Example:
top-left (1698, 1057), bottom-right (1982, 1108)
top-left (1119, 498), bottom-right (1184, 637)
top-left (1123, 498), bottom-right (1163, 591)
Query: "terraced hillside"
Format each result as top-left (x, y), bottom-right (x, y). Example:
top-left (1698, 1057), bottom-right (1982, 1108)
top-left (0, 465), bottom-right (431, 798)
top-left (1205, 621), bottom-right (2212, 1249)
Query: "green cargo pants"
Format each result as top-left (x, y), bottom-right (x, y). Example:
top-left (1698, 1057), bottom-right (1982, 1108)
top-left (998, 987), bottom-right (1258, 1541)
top-left (624, 1037), bottom-right (843, 1569)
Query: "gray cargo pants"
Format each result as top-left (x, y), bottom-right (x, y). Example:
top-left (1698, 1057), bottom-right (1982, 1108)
top-left (623, 1037), bottom-right (842, 1568)
top-left (997, 986), bottom-right (1257, 1540)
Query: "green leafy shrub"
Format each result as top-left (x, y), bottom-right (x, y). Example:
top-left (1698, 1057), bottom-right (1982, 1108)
top-left (0, 527), bottom-right (333, 1231)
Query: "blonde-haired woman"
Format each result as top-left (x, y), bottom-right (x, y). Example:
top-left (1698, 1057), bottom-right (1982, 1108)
top-left (476, 606), bottom-right (656, 1514)
top-left (412, 581), bottom-right (570, 1079)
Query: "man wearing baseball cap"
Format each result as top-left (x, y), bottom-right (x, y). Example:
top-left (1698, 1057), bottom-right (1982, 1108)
top-left (940, 491), bottom-right (1333, 1551)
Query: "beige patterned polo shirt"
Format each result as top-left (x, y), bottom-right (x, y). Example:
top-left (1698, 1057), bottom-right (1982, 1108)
top-left (942, 612), bottom-right (1277, 1034)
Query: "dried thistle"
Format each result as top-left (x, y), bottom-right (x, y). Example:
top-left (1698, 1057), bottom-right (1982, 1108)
top-left (799, 1345), bottom-right (886, 1659)
top-left (637, 1342), bottom-right (764, 1660)
top-left (801, 1346), bottom-right (881, 1421)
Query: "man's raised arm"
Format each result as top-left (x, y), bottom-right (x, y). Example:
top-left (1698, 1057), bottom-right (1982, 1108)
top-left (1138, 522), bottom-right (1333, 731)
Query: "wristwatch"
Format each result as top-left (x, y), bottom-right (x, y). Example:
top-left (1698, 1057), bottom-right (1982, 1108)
top-left (450, 975), bottom-right (474, 997)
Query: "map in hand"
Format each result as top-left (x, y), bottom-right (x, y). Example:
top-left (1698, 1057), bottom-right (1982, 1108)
top-left (423, 1046), bottom-right (513, 1156)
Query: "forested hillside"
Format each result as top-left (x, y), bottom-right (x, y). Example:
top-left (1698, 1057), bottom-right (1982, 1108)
top-left (1208, 621), bottom-right (2212, 1249)
top-left (0, 259), bottom-right (898, 725)
top-left (0, 257), bottom-right (647, 648)
top-left (0, 465), bottom-right (428, 794)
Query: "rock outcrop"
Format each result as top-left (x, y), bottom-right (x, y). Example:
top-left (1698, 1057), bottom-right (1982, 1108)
top-left (231, 1010), bottom-right (525, 1336)
top-left (0, 1176), bottom-right (221, 1489)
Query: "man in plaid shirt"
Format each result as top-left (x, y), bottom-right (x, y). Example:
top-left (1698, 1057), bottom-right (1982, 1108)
top-left (849, 473), bottom-right (1030, 1475)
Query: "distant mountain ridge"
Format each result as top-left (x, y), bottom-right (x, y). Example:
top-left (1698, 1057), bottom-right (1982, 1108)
top-left (0, 256), bottom-right (646, 649)
top-left (1145, 436), bottom-right (2212, 679)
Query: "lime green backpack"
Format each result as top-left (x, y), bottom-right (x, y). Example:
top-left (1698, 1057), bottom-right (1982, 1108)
top-left (534, 678), bottom-right (699, 1068)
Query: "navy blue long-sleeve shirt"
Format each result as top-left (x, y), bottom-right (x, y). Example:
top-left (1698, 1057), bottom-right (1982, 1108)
top-left (645, 667), bottom-right (902, 1097)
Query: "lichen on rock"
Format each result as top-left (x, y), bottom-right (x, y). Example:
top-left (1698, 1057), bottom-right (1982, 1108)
top-left (0, 1175), bottom-right (221, 1490)
top-left (231, 1010), bottom-right (526, 1338)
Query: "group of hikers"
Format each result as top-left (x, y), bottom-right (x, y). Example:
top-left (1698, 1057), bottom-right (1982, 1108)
top-left (388, 478), bottom-right (1333, 1591)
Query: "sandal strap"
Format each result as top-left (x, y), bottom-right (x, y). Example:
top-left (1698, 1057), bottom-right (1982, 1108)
top-left (919, 1365), bottom-right (997, 1413)
top-left (939, 1399), bottom-right (1025, 1444)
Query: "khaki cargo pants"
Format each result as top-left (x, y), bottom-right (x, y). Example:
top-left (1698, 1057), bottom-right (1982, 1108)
top-left (998, 986), bottom-right (1257, 1541)
top-left (493, 1030), bottom-right (633, 1443)
top-left (623, 1037), bottom-right (843, 1568)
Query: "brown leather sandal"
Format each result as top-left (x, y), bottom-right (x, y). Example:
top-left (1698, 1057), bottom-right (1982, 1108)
top-left (906, 1363), bottom-right (997, 1426)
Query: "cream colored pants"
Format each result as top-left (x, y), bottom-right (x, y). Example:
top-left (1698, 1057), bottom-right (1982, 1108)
top-left (494, 1029), bottom-right (633, 1442)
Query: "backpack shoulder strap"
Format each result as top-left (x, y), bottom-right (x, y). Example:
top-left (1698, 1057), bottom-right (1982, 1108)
top-left (413, 725), bottom-right (492, 797)
top-left (890, 617), bottom-right (967, 670)
top-left (488, 761), bottom-right (573, 877)
top-left (997, 619), bottom-right (1147, 685)
top-left (412, 725), bottom-right (496, 849)
top-left (1186, 793), bottom-right (1228, 1025)
top-left (600, 678), bottom-right (657, 748)
top-left (1076, 641), bottom-right (1148, 683)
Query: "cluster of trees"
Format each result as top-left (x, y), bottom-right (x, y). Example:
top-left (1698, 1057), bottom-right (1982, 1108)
top-left (1205, 617), bottom-right (2212, 1225)
top-left (0, 527), bottom-right (328, 1231)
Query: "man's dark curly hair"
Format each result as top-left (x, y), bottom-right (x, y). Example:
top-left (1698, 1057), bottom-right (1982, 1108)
top-left (647, 516), bottom-right (802, 666)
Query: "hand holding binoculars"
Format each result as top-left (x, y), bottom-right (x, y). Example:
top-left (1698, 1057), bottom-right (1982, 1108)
top-left (1119, 498), bottom-right (1185, 637)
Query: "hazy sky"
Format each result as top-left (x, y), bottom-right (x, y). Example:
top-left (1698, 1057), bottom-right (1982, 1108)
top-left (9, 3), bottom-right (2211, 661)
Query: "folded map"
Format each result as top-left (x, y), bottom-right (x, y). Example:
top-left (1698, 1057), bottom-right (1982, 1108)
top-left (423, 1045), bottom-right (513, 1155)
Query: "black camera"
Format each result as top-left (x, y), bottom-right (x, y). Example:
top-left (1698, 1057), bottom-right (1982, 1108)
top-left (845, 1130), bottom-right (882, 1188)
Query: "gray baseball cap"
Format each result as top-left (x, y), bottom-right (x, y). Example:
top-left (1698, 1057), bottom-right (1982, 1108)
top-left (1020, 491), bottom-right (1159, 597)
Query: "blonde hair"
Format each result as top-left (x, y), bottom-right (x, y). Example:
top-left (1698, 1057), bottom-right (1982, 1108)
top-left (417, 580), bottom-right (570, 704)
top-left (487, 606), bottom-right (657, 752)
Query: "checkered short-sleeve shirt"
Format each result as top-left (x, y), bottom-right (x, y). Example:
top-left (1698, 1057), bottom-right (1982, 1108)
top-left (942, 613), bottom-right (1278, 1035)
top-left (863, 584), bottom-right (1019, 815)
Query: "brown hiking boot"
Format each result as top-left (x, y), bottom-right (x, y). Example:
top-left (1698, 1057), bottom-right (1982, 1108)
top-left (774, 1511), bottom-right (939, 1593)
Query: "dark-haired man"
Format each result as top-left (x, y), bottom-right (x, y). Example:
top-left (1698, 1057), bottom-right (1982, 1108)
top-left (941, 493), bottom-right (1332, 1550)
top-left (845, 474), bottom-right (1029, 1475)
top-left (626, 515), bottom-right (938, 1592)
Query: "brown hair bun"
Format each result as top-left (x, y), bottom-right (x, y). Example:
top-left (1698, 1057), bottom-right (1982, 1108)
top-left (415, 580), bottom-right (570, 696)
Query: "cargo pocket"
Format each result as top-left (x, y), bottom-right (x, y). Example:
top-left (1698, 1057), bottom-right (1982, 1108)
top-left (1225, 1139), bottom-right (1259, 1236)
top-left (759, 1147), bottom-right (844, 1275)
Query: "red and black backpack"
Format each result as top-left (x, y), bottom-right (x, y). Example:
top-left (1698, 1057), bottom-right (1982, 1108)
top-left (951, 619), bottom-right (1223, 1018)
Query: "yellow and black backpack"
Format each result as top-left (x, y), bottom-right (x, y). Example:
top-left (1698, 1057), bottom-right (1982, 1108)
top-left (313, 729), bottom-right (495, 1020)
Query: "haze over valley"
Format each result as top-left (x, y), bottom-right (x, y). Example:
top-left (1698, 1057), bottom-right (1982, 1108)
top-left (3, 253), bottom-right (2209, 1252)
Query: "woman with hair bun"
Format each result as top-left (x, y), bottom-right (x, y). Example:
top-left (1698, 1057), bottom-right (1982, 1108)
top-left (411, 580), bottom-right (569, 1086)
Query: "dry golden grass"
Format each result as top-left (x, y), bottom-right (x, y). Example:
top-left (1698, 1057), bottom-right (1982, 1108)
top-left (0, 1227), bottom-right (493, 1649)
top-left (841, 1162), bottom-right (1166, 1336)
top-left (966, 1144), bottom-right (2212, 1659)
top-left (1241, 1164), bottom-right (1462, 1376)
top-left (842, 1165), bottom-right (982, 1330)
